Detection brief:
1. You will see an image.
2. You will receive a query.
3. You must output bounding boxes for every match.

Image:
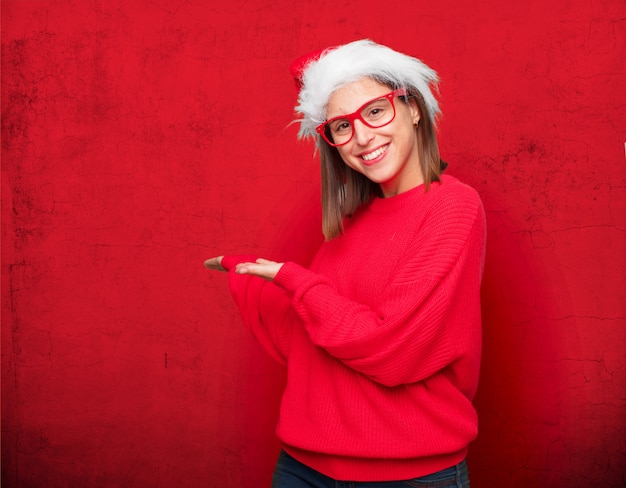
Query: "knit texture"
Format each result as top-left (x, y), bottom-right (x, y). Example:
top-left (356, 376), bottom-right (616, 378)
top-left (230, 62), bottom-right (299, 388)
top-left (221, 174), bottom-right (486, 481)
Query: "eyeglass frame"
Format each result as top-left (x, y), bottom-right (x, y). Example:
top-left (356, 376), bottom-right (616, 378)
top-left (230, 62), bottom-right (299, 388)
top-left (315, 88), bottom-right (409, 147)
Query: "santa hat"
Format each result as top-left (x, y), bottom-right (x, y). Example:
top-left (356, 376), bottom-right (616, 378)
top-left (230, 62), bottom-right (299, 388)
top-left (290, 39), bottom-right (440, 140)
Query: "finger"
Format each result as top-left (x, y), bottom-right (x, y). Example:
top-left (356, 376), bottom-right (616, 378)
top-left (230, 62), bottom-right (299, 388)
top-left (234, 262), bottom-right (254, 274)
top-left (236, 262), bottom-right (264, 272)
top-left (236, 263), bottom-right (269, 278)
top-left (204, 256), bottom-right (225, 271)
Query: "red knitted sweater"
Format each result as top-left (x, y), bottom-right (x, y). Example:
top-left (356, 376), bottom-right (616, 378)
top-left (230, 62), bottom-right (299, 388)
top-left (220, 174), bottom-right (486, 481)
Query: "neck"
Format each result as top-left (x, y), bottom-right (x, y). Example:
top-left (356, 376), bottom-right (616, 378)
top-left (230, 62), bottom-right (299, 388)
top-left (380, 169), bottom-right (425, 197)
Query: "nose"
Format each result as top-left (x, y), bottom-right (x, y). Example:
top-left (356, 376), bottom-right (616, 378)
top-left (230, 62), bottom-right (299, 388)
top-left (352, 119), bottom-right (375, 146)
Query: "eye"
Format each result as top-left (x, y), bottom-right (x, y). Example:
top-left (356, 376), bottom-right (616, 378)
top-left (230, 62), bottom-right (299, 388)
top-left (330, 119), bottom-right (352, 134)
top-left (363, 100), bottom-right (390, 121)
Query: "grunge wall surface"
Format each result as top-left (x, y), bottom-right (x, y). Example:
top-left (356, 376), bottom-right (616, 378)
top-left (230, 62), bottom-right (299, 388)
top-left (2, 1), bottom-right (624, 486)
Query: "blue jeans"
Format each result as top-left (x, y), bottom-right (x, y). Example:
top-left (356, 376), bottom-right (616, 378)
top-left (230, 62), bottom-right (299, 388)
top-left (271, 450), bottom-right (471, 488)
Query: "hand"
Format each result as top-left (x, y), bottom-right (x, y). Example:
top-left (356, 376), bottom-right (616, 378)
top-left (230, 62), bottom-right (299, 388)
top-left (204, 256), bottom-right (226, 272)
top-left (235, 258), bottom-right (283, 282)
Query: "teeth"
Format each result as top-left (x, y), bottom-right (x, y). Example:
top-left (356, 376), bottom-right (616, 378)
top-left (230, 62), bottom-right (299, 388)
top-left (362, 145), bottom-right (388, 161)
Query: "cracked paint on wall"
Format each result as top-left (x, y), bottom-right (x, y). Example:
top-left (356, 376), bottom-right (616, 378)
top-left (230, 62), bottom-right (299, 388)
top-left (1, 0), bottom-right (625, 486)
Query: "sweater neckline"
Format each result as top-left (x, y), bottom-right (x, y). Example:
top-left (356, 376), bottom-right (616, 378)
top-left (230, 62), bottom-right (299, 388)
top-left (368, 181), bottom-right (435, 214)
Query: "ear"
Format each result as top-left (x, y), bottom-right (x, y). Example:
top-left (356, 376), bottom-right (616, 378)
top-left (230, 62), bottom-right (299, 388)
top-left (408, 97), bottom-right (421, 125)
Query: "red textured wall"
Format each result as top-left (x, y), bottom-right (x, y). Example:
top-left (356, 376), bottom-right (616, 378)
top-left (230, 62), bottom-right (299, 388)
top-left (2, 1), bottom-right (624, 487)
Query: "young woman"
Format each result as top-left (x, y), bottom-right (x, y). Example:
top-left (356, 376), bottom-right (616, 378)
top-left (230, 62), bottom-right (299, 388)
top-left (205, 39), bottom-right (486, 487)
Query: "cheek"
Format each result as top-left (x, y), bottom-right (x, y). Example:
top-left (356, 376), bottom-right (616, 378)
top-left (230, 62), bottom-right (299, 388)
top-left (398, 110), bottom-right (418, 132)
top-left (337, 146), bottom-right (356, 166)
top-left (393, 117), bottom-right (419, 147)
top-left (335, 148), bottom-right (366, 175)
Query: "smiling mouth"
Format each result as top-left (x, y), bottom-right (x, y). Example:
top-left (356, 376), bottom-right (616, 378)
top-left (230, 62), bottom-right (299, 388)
top-left (361, 144), bottom-right (389, 161)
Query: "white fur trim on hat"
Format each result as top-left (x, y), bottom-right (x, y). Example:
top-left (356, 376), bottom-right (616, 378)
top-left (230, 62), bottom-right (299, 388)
top-left (294, 39), bottom-right (440, 140)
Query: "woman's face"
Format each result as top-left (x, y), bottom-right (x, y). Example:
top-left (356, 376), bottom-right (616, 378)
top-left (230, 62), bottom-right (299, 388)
top-left (325, 77), bottom-right (423, 197)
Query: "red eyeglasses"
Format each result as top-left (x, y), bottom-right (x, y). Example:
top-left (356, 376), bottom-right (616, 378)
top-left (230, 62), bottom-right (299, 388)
top-left (315, 88), bottom-right (408, 147)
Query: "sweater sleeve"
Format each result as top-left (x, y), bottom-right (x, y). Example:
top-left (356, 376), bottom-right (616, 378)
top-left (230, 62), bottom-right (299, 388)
top-left (222, 255), bottom-right (294, 365)
top-left (273, 189), bottom-right (486, 386)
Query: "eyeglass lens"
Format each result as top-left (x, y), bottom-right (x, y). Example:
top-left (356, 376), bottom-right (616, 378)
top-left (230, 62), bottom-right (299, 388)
top-left (325, 96), bottom-right (396, 146)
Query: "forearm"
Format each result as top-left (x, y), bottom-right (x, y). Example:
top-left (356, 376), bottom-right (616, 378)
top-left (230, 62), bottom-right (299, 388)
top-left (221, 255), bottom-right (293, 364)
